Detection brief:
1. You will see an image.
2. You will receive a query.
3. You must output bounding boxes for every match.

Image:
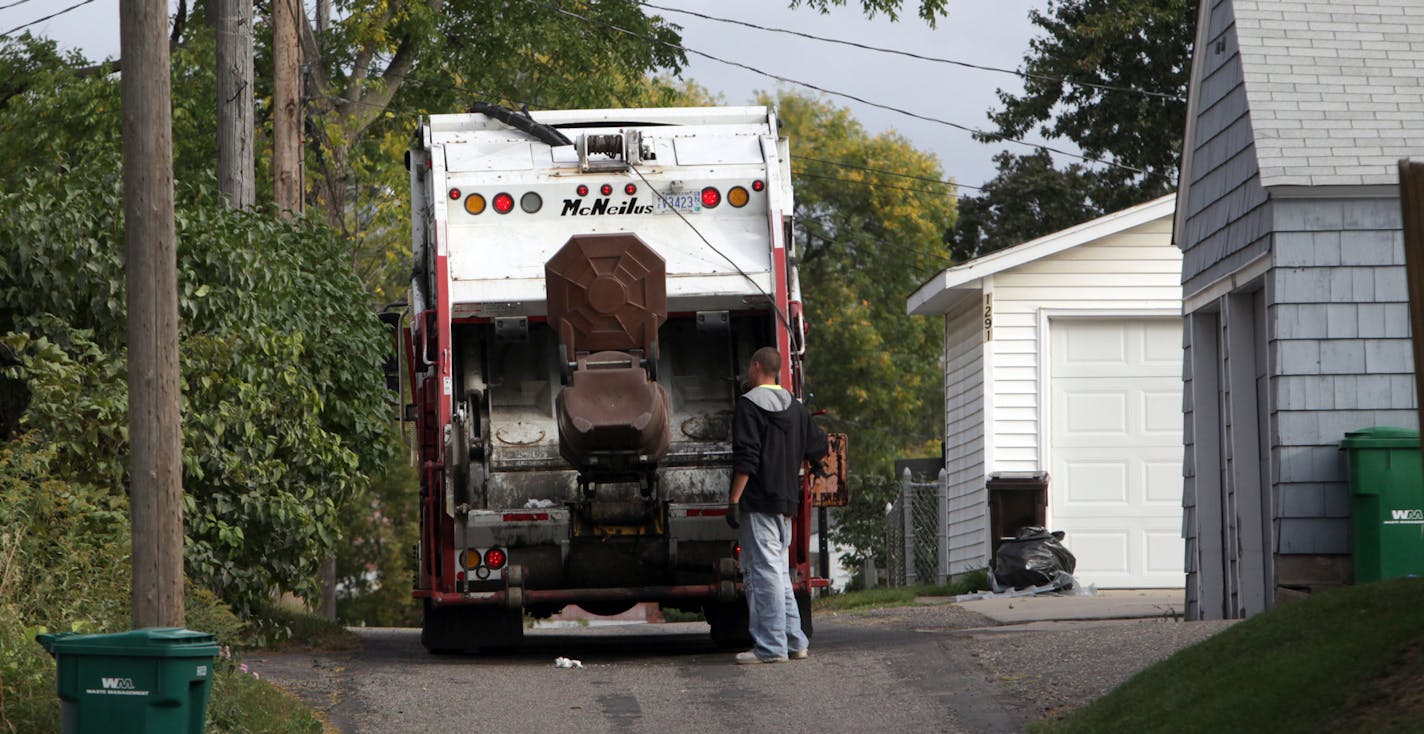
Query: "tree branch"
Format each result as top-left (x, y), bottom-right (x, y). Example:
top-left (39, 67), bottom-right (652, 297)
top-left (75, 0), bottom-right (188, 78)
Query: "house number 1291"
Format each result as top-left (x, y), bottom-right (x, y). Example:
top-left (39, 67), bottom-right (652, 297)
top-left (982, 293), bottom-right (993, 342)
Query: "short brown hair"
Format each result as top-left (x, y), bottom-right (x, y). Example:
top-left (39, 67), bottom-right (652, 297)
top-left (750, 347), bottom-right (781, 377)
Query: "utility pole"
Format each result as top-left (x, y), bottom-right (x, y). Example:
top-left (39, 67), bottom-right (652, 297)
top-left (215, 0), bottom-right (254, 209)
top-left (122, 0), bottom-right (185, 629)
top-left (316, 0), bottom-right (331, 32)
top-left (273, 0), bottom-right (302, 216)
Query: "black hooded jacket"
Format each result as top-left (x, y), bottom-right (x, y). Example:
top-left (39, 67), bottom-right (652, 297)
top-left (732, 385), bottom-right (829, 516)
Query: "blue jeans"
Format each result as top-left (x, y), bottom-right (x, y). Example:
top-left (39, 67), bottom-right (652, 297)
top-left (740, 511), bottom-right (808, 660)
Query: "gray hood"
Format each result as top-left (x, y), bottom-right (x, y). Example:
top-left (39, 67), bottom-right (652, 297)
top-left (743, 385), bottom-right (794, 412)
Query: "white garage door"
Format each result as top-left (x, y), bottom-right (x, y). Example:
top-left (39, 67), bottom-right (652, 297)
top-left (1049, 318), bottom-right (1184, 588)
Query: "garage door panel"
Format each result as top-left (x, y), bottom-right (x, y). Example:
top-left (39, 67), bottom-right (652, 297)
top-left (1064, 461), bottom-right (1128, 504)
top-left (1050, 318), bottom-right (1184, 589)
top-left (1065, 392), bottom-right (1127, 434)
top-left (1144, 531), bottom-right (1187, 575)
top-left (1061, 531), bottom-right (1129, 576)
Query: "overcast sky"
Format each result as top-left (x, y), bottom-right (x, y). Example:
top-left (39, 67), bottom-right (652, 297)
top-left (8, 0), bottom-right (1057, 189)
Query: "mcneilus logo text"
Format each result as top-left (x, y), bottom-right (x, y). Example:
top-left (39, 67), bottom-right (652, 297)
top-left (560, 198), bottom-right (655, 216)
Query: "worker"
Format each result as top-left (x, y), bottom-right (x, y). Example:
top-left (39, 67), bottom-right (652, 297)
top-left (726, 346), bottom-right (828, 664)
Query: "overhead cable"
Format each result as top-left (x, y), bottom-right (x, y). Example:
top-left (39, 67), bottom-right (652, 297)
top-left (637, 1), bottom-right (1185, 102)
top-left (522, 0), bottom-right (1158, 179)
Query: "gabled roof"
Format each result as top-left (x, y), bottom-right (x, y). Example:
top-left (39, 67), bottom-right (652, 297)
top-left (1234, 0), bottom-right (1424, 188)
top-left (907, 195), bottom-right (1175, 316)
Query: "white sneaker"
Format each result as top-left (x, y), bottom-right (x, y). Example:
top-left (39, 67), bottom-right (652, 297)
top-left (735, 651), bottom-right (789, 664)
top-left (789, 649), bottom-right (808, 660)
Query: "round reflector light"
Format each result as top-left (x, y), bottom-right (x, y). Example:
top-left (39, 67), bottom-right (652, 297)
top-left (484, 547), bottom-right (508, 570)
top-left (492, 193), bottom-right (515, 214)
top-left (727, 186), bottom-right (750, 208)
top-left (701, 187), bottom-right (721, 208)
top-left (751, 179), bottom-right (765, 192)
top-left (625, 183), bottom-right (637, 195)
top-left (464, 193), bottom-right (486, 215)
top-left (448, 188), bottom-right (461, 200)
top-left (576, 184), bottom-right (589, 197)
top-left (520, 192), bottom-right (543, 213)
top-left (600, 183), bottom-right (613, 196)
top-left (459, 549), bottom-right (481, 570)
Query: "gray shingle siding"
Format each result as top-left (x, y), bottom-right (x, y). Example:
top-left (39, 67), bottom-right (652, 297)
top-left (1269, 196), bottom-right (1417, 557)
top-left (1179, 2), bottom-right (1272, 294)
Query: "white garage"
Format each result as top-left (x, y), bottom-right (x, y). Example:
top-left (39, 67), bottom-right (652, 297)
top-left (907, 195), bottom-right (1185, 589)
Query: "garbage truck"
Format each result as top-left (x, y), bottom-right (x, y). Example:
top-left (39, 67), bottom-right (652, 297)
top-left (399, 104), bottom-right (847, 652)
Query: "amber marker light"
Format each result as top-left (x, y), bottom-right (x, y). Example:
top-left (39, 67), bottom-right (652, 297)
top-left (727, 186), bottom-right (750, 208)
top-left (464, 193), bottom-right (486, 215)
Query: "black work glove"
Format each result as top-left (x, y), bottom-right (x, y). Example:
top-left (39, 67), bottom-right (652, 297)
top-left (725, 501), bottom-right (740, 529)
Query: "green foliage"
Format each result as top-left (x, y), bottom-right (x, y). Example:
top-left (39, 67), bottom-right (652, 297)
top-left (0, 48), bottom-right (395, 613)
top-left (769, 91), bottom-right (953, 475)
top-left (336, 431), bottom-right (421, 627)
top-left (791, 0), bottom-right (948, 26)
top-left (1036, 579), bottom-right (1424, 733)
top-left (947, 150), bottom-right (1100, 262)
top-left (206, 664), bottom-right (325, 734)
top-left (828, 472), bottom-right (903, 579)
top-left (951, 0), bottom-right (1195, 258)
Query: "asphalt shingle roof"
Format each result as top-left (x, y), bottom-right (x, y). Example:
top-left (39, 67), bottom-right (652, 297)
top-left (1234, 0), bottom-right (1424, 188)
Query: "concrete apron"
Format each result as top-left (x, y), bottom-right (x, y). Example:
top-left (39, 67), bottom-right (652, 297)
top-left (925, 589), bottom-right (1188, 625)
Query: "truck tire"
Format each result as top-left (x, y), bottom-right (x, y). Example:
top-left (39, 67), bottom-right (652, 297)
top-left (422, 601), bottom-right (525, 654)
top-left (703, 600), bottom-right (751, 649)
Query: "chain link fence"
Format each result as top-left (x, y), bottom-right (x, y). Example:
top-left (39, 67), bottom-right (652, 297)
top-left (883, 468), bottom-right (949, 587)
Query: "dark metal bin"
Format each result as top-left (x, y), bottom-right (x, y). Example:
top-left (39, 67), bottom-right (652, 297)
top-left (987, 471), bottom-right (1049, 557)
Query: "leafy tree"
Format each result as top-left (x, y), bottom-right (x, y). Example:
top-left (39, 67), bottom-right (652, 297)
top-left (950, 0), bottom-right (1195, 256)
top-left (768, 91), bottom-right (954, 475)
top-left (0, 44), bottom-right (393, 612)
top-left (947, 149), bottom-right (1098, 262)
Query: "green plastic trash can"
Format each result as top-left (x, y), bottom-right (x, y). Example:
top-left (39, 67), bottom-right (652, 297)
top-left (1340, 427), bottom-right (1424, 583)
top-left (36, 628), bottom-right (219, 734)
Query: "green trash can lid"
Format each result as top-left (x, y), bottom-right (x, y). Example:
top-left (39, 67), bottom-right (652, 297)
top-left (36, 627), bottom-right (219, 657)
top-left (1340, 426), bottom-right (1420, 449)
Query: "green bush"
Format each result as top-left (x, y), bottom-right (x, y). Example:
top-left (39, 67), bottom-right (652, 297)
top-left (830, 472), bottom-right (902, 583)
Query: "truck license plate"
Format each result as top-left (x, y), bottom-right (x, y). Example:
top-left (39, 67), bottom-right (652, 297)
top-left (654, 193), bottom-right (701, 214)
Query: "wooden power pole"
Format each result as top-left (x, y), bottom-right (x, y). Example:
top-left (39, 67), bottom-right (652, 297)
top-left (121, 0), bottom-right (185, 629)
top-left (215, 0), bottom-right (255, 209)
top-left (1398, 160), bottom-right (1424, 435)
top-left (273, 0), bottom-right (302, 215)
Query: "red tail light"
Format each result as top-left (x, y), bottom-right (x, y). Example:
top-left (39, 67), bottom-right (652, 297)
top-left (600, 183), bottom-right (614, 196)
top-left (625, 183), bottom-right (637, 195)
top-left (733, 543), bottom-right (741, 560)
top-left (701, 187), bottom-right (721, 208)
top-left (492, 193), bottom-right (515, 214)
top-left (576, 184), bottom-right (589, 196)
top-left (448, 188), bottom-right (461, 200)
top-left (751, 179), bottom-right (765, 192)
top-left (484, 548), bottom-right (508, 570)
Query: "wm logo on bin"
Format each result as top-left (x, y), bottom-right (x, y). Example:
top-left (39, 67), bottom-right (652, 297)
top-left (100, 677), bottom-right (136, 690)
top-left (1389, 509), bottom-right (1424, 522)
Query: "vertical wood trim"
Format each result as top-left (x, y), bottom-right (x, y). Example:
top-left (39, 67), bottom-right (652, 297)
top-left (1227, 291), bottom-right (1267, 616)
top-left (1191, 309), bottom-right (1226, 619)
top-left (121, 0), bottom-right (185, 628)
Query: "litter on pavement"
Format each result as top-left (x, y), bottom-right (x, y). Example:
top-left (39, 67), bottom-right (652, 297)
top-left (554, 657), bottom-right (584, 668)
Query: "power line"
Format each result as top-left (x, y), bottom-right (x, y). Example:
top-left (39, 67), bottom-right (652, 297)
top-left (792, 169), bottom-right (958, 198)
top-left (794, 155), bottom-right (984, 192)
top-left (637, 1), bottom-right (1185, 102)
top-left (523, 0), bottom-right (1159, 179)
top-left (0, 0), bottom-right (40, 12)
top-left (0, 0), bottom-right (98, 39)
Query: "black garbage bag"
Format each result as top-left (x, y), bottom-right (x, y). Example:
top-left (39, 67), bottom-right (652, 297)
top-left (992, 526), bottom-right (1077, 590)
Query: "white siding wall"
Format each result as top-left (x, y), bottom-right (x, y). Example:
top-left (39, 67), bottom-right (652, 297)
top-left (943, 300), bottom-right (987, 575)
top-left (988, 217), bottom-right (1184, 465)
